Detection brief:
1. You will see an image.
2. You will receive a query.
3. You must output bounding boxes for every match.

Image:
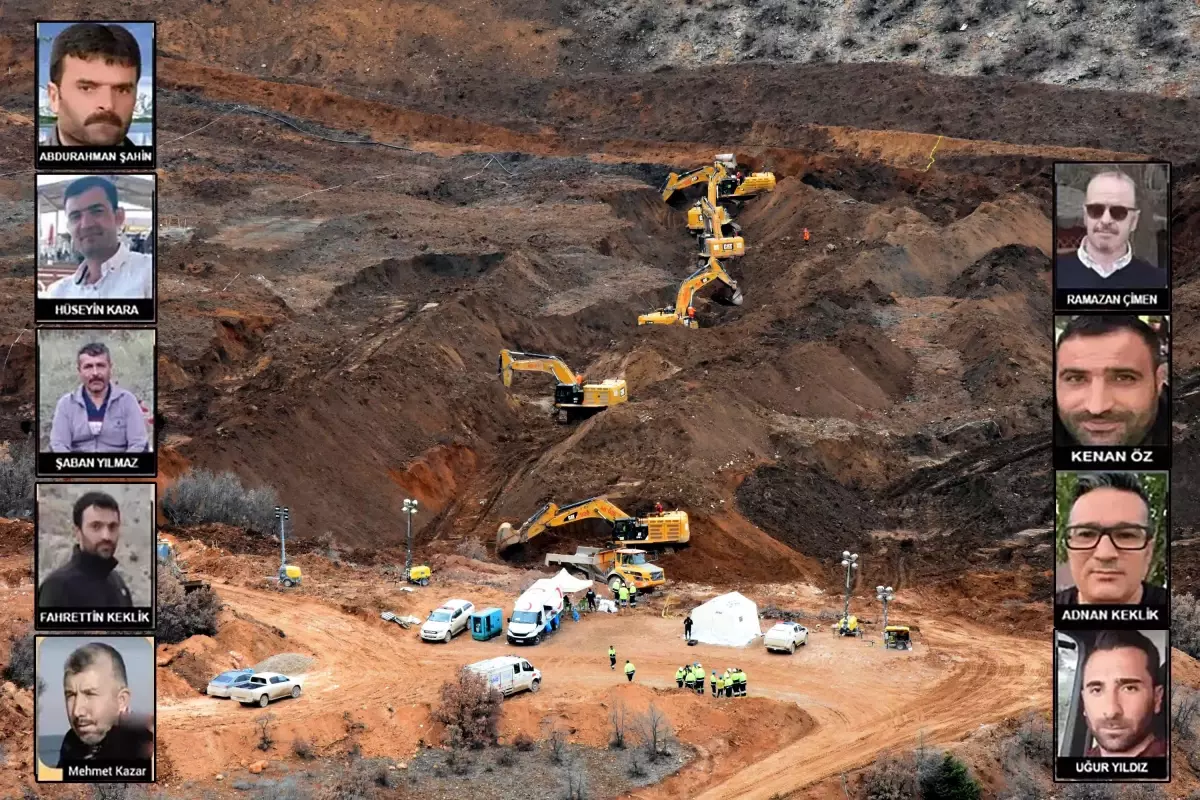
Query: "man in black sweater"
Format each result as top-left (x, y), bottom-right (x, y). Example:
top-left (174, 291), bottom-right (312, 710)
top-left (1055, 472), bottom-right (1167, 608)
top-left (1056, 170), bottom-right (1167, 290)
top-left (39, 491), bottom-right (133, 609)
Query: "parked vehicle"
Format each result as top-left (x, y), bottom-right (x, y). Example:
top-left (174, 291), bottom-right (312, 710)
top-left (228, 672), bottom-right (302, 707)
top-left (763, 622), bottom-right (809, 654)
top-left (205, 668), bottom-right (255, 697)
top-left (506, 585), bottom-right (563, 645)
top-left (421, 599), bottom-right (475, 643)
top-left (470, 607), bottom-right (504, 641)
top-left (466, 655), bottom-right (541, 697)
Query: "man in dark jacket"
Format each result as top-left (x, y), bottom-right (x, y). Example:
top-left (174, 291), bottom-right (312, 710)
top-left (1056, 170), bottom-right (1167, 290)
top-left (1054, 315), bottom-right (1169, 447)
top-left (58, 642), bottom-right (153, 768)
top-left (1055, 472), bottom-right (1167, 608)
top-left (39, 491), bottom-right (133, 609)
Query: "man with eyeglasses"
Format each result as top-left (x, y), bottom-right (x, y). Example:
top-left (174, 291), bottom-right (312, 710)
top-left (1056, 472), bottom-right (1167, 607)
top-left (1056, 170), bottom-right (1167, 290)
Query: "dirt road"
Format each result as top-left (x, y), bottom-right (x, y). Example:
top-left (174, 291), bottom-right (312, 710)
top-left (157, 581), bottom-right (1048, 796)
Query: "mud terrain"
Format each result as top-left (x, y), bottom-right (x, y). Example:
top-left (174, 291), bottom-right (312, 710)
top-left (2, 1), bottom-right (1200, 797)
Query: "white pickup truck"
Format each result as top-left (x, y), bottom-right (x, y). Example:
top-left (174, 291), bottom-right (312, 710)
top-left (763, 622), bottom-right (809, 654)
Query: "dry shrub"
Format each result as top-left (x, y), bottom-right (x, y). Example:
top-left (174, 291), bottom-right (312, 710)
top-left (433, 667), bottom-right (503, 749)
top-left (3, 627), bottom-right (35, 690)
top-left (157, 564), bottom-right (221, 644)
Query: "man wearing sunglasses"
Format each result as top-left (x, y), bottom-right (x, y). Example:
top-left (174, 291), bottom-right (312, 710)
top-left (1055, 472), bottom-right (1166, 607)
top-left (1056, 171), bottom-right (1167, 290)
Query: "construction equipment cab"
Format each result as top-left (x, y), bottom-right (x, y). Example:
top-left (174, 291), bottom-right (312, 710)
top-left (544, 546), bottom-right (666, 593)
top-left (498, 349), bottom-right (628, 422)
top-left (661, 153), bottom-right (776, 212)
top-left (496, 496), bottom-right (689, 551)
top-left (637, 256), bottom-right (742, 328)
top-left (696, 197), bottom-right (746, 259)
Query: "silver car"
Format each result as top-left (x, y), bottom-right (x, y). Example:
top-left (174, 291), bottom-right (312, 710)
top-left (228, 672), bottom-right (303, 707)
top-left (206, 668), bottom-right (255, 698)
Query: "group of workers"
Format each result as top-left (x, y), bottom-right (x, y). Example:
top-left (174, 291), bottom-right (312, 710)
top-left (675, 663), bottom-right (747, 697)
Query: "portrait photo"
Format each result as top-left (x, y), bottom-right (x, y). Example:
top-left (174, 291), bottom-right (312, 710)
top-left (36, 483), bottom-right (154, 631)
top-left (1055, 162), bottom-right (1169, 292)
top-left (35, 635), bottom-right (155, 782)
top-left (35, 21), bottom-right (155, 168)
top-left (36, 173), bottom-right (155, 323)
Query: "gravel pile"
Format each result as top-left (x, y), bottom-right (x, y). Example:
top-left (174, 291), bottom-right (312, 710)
top-left (253, 653), bottom-right (315, 674)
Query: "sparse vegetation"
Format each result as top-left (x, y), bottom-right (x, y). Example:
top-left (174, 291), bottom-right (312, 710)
top-left (496, 746), bottom-right (516, 767)
top-left (627, 754), bottom-right (647, 779)
top-left (861, 743), bottom-right (979, 800)
top-left (433, 667), bottom-right (503, 749)
top-left (562, 759), bottom-right (589, 800)
top-left (156, 563), bottom-right (221, 644)
top-left (3, 627), bottom-right (35, 690)
top-left (161, 468), bottom-right (279, 534)
top-left (1176, 685), bottom-right (1200, 739)
top-left (255, 711), bottom-right (276, 751)
top-left (291, 736), bottom-right (316, 760)
top-left (609, 697), bottom-right (629, 749)
top-left (635, 702), bottom-right (673, 761)
top-left (548, 725), bottom-right (568, 764)
top-left (0, 439), bottom-right (34, 518)
top-left (252, 777), bottom-right (312, 800)
top-left (897, 33), bottom-right (919, 55)
top-left (942, 40), bottom-right (965, 61)
top-left (514, 732), bottom-right (536, 752)
top-left (1000, 33), bottom-right (1053, 79)
top-left (1173, 593), bottom-right (1200, 659)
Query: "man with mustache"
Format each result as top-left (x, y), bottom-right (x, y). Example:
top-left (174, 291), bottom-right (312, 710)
top-left (1056, 170), bottom-right (1167, 290)
top-left (42, 23), bottom-right (141, 148)
top-left (38, 491), bottom-right (133, 609)
top-left (1078, 630), bottom-right (1166, 758)
top-left (49, 342), bottom-right (149, 453)
top-left (58, 642), bottom-right (153, 766)
top-left (42, 176), bottom-right (152, 300)
top-left (1055, 472), bottom-right (1166, 607)
top-left (1054, 315), bottom-right (1168, 447)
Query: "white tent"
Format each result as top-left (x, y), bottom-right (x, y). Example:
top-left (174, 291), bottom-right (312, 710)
top-left (689, 592), bottom-right (762, 647)
top-left (549, 568), bottom-right (594, 594)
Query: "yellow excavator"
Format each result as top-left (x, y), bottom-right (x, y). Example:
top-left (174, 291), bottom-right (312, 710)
top-left (637, 256), bottom-right (743, 328)
top-left (662, 153), bottom-right (776, 213)
top-left (499, 349), bottom-right (628, 422)
top-left (696, 196), bottom-right (746, 259)
top-left (497, 496), bottom-right (689, 552)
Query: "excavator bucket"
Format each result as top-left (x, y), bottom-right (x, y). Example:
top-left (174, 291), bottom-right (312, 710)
top-left (497, 522), bottom-right (518, 551)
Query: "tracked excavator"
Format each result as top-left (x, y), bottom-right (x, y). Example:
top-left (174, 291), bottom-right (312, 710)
top-left (662, 153), bottom-right (776, 213)
top-left (496, 496), bottom-right (689, 552)
top-left (499, 349), bottom-right (628, 422)
top-left (637, 255), bottom-right (743, 328)
top-left (696, 197), bottom-right (746, 259)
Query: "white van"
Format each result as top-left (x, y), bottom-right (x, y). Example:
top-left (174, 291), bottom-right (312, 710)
top-left (506, 585), bottom-right (564, 645)
top-left (421, 598), bottom-right (475, 643)
top-left (467, 656), bottom-right (541, 697)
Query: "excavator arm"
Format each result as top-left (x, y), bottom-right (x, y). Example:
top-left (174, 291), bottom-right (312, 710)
top-left (661, 164), bottom-right (721, 207)
top-left (497, 496), bottom-right (640, 551)
top-left (498, 349), bottom-right (580, 388)
top-left (674, 256), bottom-right (743, 312)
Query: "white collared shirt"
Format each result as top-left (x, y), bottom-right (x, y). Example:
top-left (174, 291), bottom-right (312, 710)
top-left (42, 242), bottom-right (153, 300)
top-left (1077, 239), bottom-right (1132, 279)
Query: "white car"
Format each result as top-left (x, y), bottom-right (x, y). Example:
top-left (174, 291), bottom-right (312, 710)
top-left (421, 598), bottom-right (475, 643)
top-left (228, 672), bottom-right (303, 707)
top-left (763, 622), bottom-right (809, 654)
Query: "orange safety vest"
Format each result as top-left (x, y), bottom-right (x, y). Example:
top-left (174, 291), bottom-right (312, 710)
top-left (803, 228), bottom-right (810, 241)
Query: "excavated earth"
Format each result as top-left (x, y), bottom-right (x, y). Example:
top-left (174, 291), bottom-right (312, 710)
top-left (3, 1), bottom-right (1200, 798)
